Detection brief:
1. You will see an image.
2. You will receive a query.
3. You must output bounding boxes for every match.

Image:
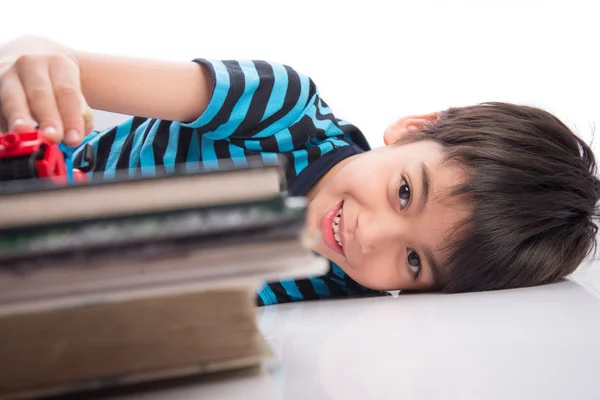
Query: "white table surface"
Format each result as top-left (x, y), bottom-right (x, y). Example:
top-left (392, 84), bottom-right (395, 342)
top-left (108, 260), bottom-right (600, 400)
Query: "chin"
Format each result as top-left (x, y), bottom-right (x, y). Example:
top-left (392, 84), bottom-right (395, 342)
top-left (312, 244), bottom-right (344, 269)
top-left (313, 243), bottom-right (335, 261)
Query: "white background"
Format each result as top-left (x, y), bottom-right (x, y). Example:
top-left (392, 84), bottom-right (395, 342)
top-left (3, 5), bottom-right (600, 398)
top-left (1, 0), bottom-right (598, 150)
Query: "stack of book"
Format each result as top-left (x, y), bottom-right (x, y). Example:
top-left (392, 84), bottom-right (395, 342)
top-left (0, 157), bottom-right (326, 399)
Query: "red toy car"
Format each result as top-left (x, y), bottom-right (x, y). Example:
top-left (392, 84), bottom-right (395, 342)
top-left (0, 130), bottom-right (94, 184)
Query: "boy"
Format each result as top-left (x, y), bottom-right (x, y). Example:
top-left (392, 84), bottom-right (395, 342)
top-left (1, 36), bottom-right (599, 306)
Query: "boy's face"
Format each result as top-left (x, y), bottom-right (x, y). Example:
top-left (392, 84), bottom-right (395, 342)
top-left (306, 114), bottom-right (470, 292)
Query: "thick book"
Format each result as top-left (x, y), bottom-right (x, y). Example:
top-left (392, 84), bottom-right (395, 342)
top-left (0, 157), bottom-right (327, 399)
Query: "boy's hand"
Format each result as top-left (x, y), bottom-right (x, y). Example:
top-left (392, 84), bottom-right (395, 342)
top-left (0, 36), bottom-right (93, 147)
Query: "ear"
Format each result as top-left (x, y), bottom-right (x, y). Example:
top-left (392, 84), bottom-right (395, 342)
top-left (383, 113), bottom-right (439, 146)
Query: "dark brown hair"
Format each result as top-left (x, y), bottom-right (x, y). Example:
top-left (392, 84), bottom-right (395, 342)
top-left (412, 102), bottom-right (600, 292)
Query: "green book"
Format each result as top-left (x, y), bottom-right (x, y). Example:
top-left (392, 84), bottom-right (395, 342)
top-left (0, 195), bottom-right (307, 268)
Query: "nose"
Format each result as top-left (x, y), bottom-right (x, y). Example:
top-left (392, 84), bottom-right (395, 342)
top-left (354, 212), bottom-right (404, 255)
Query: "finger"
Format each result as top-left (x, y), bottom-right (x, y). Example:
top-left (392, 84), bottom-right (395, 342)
top-left (0, 72), bottom-right (36, 133)
top-left (0, 114), bottom-right (7, 133)
top-left (82, 102), bottom-right (94, 137)
top-left (16, 56), bottom-right (63, 143)
top-left (49, 57), bottom-right (85, 146)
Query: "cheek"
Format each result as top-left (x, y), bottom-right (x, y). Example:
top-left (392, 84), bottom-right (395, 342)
top-left (337, 158), bottom-right (393, 196)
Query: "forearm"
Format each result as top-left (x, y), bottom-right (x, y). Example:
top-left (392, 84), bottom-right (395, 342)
top-left (75, 50), bottom-right (213, 123)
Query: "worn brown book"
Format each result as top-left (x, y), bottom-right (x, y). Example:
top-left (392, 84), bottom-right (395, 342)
top-left (0, 285), bottom-right (267, 399)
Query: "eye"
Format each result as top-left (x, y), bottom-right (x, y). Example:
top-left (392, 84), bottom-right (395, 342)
top-left (407, 249), bottom-right (421, 278)
top-left (398, 178), bottom-right (411, 209)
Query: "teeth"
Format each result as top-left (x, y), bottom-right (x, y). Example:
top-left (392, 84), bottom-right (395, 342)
top-left (331, 205), bottom-right (344, 248)
top-left (334, 236), bottom-right (343, 248)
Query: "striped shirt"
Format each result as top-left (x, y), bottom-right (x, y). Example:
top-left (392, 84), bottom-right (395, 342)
top-left (73, 58), bottom-right (387, 306)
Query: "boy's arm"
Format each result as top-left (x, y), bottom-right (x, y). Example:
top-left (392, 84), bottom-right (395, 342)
top-left (2, 36), bottom-right (318, 144)
top-left (76, 51), bottom-right (213, 124)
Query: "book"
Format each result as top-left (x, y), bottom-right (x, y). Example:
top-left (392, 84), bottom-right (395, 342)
top-left (0, 157), bottom-right (284, 230)
top-left (0, 286), bottom-right (271, 400)
top-left (0, 157), bottom-right (327, 399)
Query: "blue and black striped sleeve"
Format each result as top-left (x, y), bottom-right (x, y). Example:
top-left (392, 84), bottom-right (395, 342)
top-left (186, 59), bottom-right (318, 140)
top-left (73, 59), bottom-right (319, 176)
